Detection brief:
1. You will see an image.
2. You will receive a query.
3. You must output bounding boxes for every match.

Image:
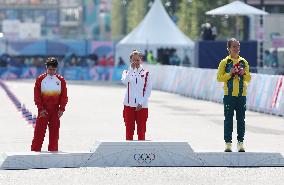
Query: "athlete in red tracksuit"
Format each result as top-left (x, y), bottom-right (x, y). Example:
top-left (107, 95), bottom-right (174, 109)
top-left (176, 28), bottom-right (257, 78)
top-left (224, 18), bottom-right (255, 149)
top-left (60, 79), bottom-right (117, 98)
top-left (31, 57), bottom-right (68, 152)
top-left (121, 50), bottom-right (152, 140)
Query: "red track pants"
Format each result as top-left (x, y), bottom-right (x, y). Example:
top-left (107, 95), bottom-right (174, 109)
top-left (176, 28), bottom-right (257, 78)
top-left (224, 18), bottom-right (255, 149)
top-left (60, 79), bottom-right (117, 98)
top-left (123, 106), bottom-right (148, 140)
top-left (31, 107), bottom-right (60, 151)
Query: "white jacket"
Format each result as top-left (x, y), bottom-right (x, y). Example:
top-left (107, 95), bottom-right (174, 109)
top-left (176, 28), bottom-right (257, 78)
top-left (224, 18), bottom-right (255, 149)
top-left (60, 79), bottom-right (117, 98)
top-left (121, 65), bottom-right (152, 108)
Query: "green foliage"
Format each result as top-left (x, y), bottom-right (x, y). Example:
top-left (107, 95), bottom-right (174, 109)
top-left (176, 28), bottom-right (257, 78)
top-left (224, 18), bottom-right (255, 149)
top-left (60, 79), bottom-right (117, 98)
top-left (177, 0), bottom-right (235, 40)
top-left (177, 0), bottom-right (191, 37)
top-left (126, 0), bottom-right (147, 33)
top-left (111, 0), bottom-right (124, 40)
top-left (111, 0), bottom-right (238, 41)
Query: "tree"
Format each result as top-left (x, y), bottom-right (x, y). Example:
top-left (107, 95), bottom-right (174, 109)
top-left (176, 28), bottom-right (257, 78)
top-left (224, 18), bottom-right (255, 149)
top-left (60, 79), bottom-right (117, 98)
top-left (111, 0), bottom-right (236, 41)
top-left (177, 0), bottom-right (191, 37)
top-left (177, 0), bottom-right (234, 40)
top-left (126, 0), bottom-right (147, 33)
top-left (111, 0), bottom-right (124, 41)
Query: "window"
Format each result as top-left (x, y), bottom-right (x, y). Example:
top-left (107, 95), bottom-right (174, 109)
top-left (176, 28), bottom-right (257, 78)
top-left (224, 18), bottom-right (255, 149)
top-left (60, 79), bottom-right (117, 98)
top-left (60, 7), bottom-right (81, 26)
top-left (46, 9), bottom-right (58, 26)
top-left (60, 0), bottom-right (79, 6)
top-left (6, 9), bottom-right (19, 20)
top-left (21, 9), bottom-right (33, 22)
top-left (34, 10), bottom-right (46, 25)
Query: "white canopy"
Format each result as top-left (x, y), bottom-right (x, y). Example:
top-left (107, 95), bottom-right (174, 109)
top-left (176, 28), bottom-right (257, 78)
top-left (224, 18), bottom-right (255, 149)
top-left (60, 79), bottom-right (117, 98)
top-left (116, 0), bottom-right (195, 65)
top-left (206, 0), bottom-right (268, 15)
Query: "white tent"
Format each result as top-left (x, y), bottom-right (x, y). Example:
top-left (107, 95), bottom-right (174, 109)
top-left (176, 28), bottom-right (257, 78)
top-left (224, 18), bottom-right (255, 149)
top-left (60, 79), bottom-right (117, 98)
top-left (206, 1), bottom-right (269, 39)
top-left (116, 0), bottom-right (195, 66)
top-left (206, 0), bottom-right (268, 15)
top-left (206, 0), bottom-right (269, 61)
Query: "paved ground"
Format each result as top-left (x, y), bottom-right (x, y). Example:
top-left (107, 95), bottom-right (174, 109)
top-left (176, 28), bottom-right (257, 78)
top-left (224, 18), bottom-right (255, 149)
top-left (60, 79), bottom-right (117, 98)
top-left (0, 167), bottom-right (284, 185)
top-left (0, 80), bottom-right (283, 185)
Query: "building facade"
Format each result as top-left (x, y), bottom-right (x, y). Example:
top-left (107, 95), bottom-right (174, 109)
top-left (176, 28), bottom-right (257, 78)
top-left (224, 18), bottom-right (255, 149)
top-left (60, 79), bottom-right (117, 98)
top-left (0, 0), bottom-right (111, 40)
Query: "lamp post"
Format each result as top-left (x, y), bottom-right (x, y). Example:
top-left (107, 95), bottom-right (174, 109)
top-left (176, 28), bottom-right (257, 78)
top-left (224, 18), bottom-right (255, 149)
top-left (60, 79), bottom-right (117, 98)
top-left (243, 0), bottom-right (249, 41)
top-left (0, 33), bottom-right (7, 54)
top-left (259, 0), bottom-right (264, 67)
top-left (121, 0), bottom-right (127, 35)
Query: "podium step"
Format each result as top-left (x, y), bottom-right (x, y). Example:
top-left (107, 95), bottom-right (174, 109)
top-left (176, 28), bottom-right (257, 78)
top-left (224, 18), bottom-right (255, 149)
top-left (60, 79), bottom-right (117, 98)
top-left (1, 141), bottom-right (284, 169)
top-left (86, 141), bottom-right (284, 167)
top-left (0, 152), bottom-right (92, 170)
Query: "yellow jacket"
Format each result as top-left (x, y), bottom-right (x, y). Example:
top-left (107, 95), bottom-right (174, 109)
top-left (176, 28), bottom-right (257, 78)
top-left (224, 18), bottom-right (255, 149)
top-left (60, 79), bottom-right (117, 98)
top-left (217, 55), bottom-right (251, 96)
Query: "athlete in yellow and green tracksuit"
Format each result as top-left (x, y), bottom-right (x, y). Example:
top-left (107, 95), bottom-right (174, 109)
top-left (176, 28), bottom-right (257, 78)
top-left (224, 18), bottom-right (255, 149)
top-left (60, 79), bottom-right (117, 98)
top-left (217, 55), bottom-right (251, 144)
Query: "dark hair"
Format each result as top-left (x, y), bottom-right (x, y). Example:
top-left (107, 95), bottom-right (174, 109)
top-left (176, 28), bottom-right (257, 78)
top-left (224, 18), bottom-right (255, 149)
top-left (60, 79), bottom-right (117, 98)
top-left (227, 38), bottom-right (240, 50)
top-left (45, 57), bottom-right (58, 68)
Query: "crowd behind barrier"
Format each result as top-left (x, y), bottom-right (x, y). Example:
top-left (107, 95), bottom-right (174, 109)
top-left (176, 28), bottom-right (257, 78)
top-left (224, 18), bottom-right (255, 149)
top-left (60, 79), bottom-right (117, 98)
top-left (0, 53), bottom-right (127, 81)
top-left (145, 64), bottom-right (284, 116)
top-left (0, 65), bottom-right (127, 81)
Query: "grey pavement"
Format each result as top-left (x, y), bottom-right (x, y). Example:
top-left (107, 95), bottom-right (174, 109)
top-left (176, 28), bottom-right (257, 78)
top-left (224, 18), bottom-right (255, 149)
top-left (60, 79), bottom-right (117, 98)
top-left (0, 80), bottom-right (283, 185)
top-left (0, 167), bottom-right (284, 185)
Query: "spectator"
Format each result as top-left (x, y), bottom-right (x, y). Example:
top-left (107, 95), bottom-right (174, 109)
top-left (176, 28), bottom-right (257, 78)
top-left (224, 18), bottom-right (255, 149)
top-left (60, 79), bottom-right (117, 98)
top-left (86, 56), bottom-right (95, 67)
top-left (144, 50), bottom-right (148, 62)
top-left (70, 57), bottom-right (78, 66)
top-left (62, 52), bottom-right (74, 67)
top-left (118, 57), bottom-right (126, 66)
top-left (264, 50), bottom-right (272, 67)
top-left (201, 23), bottom-right (213, 41)
top-left (271, 49), bottom-right (279, 68)
top-left (99, 55), bottom-right (107, 66)
top-left (0, 55), bottom-right (7, 67)
top-left (169, 52), bottom-right (181, 66)
top-left (24, 57), bottom-right (33, 66)
top-left (107, 55), bottom-right (115, 67)
top-left (80, 57), bottom-right (88, 67)
top-left (34, 57), bottom-right (44, 68)
top-left (211, 25), bottom-right (217, 40)
top-left (146, 51), bottom-right (155, 64)
top-left (91, 54), bottom-right (98, 65)
top-left (164, 48), bottom-right (171, 65)
top-left (182, 54), bottom-right (191, 67)
top-left (89, 64), bottom-right (99, 80)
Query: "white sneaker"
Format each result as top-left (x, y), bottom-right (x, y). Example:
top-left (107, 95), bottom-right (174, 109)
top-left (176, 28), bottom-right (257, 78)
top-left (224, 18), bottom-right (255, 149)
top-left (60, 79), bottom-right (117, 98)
top-left (224, 142), bottom-right (232, 152)
top-left (237, 142), bottom-right (245, 152)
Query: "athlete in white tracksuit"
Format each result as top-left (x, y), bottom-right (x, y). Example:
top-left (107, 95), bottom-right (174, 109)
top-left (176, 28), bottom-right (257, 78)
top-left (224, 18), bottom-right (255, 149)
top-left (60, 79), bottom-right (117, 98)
top-left (121, 50), bottom-right (152, 140)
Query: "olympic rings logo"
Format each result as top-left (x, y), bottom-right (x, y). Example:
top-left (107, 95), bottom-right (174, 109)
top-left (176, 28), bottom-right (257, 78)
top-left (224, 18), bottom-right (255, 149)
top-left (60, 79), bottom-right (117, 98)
top-left (134, 153), bottom-right (156, 164)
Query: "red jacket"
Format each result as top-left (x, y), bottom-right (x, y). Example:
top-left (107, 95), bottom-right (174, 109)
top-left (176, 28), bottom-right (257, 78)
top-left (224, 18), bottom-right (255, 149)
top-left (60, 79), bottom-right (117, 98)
top-left (34, 73), bottom-right (68, 112)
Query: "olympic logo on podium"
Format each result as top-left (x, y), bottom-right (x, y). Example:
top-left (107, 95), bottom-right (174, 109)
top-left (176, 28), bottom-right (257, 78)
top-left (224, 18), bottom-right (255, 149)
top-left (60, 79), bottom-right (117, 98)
top-left (134, 153), bottom-right (156, 164)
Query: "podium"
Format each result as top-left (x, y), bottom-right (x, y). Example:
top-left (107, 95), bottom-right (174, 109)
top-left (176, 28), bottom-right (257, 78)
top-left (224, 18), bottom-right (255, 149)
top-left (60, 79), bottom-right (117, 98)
top-left (0, 151), bottom-right (91, 170)
top-left (1, 141), bottom-right (284, 169)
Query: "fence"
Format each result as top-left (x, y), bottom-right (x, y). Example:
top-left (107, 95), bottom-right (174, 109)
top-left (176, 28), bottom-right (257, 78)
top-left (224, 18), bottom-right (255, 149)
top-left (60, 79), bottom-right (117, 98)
top-left (0, 65), bottom-right (127, 81)
top-left (146, 64), bottom-right (284, 116)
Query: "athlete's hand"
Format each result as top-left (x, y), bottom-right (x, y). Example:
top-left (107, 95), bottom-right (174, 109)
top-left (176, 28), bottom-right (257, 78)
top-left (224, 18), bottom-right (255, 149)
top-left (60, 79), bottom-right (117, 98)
top-left (230, 67), bottom-right (238, 76)
top-left (239, 68), bottom-right (245, 76)
top-left (131, 62), bottom-right (136, 69)
top-left (135, 104), bottom-right (142, 111)
top-left (39, 110), bottom-right (47, 118)
top-left (58, 110), bottom-right (63, 118)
